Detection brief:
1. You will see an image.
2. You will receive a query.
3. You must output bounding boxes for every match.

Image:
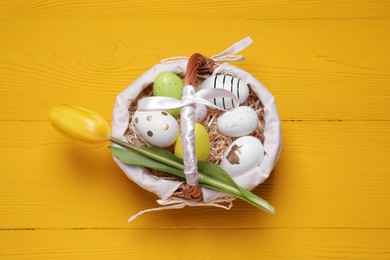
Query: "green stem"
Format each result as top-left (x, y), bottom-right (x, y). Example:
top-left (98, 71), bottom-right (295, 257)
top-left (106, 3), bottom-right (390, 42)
top-left (199, 175), bottom-right (275, 214)
top-left (109, 136), bottom-right (184, 170)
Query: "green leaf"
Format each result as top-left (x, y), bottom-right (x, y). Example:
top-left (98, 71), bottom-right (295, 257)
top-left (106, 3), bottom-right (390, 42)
top-left (142, 146), bottom-right (183, 164)
top-left (109, 143), bottom-right (275, 214)
top-left (109, 146), bottom-right (185, 181)
top-left (109, 137), bottom-right (184, 171)
top-left (197, 160), bottom-right (275, 214)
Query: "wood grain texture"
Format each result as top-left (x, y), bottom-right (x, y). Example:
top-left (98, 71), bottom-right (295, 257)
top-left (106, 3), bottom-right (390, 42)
top-left (1, 0), bottom-right (390, 259)
top-left (1, 229), bottom-right (390, 260)
top-left (0, 18), bottom-right (389, 121)
top-left (1, 0), bottom-right (389, 19)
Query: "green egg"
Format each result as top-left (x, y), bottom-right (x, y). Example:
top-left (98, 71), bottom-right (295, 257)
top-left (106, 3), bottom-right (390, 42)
top-left (153, 72), bottom-right (184, 116)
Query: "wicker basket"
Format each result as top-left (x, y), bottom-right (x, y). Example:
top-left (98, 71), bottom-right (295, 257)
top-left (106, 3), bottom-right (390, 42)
top-left (111, 37), bottom-right (282, 221)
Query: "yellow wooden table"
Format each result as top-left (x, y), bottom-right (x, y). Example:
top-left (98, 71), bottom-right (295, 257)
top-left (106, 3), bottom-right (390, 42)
top-left (1, 1), bottom-right (389, 259)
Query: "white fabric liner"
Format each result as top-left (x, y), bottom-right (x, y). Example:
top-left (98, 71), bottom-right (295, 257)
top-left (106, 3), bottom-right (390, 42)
top-left (111, 37), bottom-right (282, 220)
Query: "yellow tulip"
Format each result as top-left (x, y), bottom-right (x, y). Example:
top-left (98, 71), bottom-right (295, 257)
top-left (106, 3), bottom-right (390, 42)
top-left (48, 105), bottom-right (275, 214)
top-left (48, 104), bottom-right (111, 145)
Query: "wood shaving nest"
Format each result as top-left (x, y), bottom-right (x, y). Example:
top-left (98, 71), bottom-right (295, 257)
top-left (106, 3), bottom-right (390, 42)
top-left (124, 77), bottom-right (265, 202)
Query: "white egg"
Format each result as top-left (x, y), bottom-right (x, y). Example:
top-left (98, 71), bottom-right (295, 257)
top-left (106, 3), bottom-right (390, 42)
top-left (132, 110), bottom-right (179, 147)
top-left (195, 104), bottom-right (207, 122)
top-left (220, 136), bottom-right (264, 178)
top-left (200, 75), bottom-right (249, 110)
top-left (217, 106), bottom-right (259, 137)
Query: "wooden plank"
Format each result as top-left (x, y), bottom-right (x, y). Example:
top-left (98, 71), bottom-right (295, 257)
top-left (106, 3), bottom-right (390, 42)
top-left (0, 19), bottom-right (389, 121)
top-left (0, 0), bottom-right (389, 20)
top-left (1, 121), bottom-right (389, 228)
top-left (0, 229), bottom-right (389, 259)
top-left (1, 1), bottom-right (389, 259)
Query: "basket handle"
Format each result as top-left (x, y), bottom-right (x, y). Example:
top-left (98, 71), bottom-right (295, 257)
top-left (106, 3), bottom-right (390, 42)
top-left (184, 53), bottom-right (217, 85)
top-left (180, 54), bottom-right (216, 187)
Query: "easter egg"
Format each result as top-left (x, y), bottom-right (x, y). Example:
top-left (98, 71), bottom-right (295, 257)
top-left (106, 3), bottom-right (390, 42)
top-left (220, 136), bottom-right (264, 178)
top-left (133, 110), bottom-right (179, 147)
top-left (174, 123), bottom-right (210, 161)
top-left (195, 104), bottom-right (207, 122)
top-left (217, 106), bottom-right (258, 137)
top-left (199, 75), bottom-right (249, 110)
top-left (153, 72), bottom-right (184, 116)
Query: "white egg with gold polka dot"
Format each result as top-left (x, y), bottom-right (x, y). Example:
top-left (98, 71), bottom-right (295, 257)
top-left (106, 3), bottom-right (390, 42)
top-left (132, 110), bottom-right (179, 147)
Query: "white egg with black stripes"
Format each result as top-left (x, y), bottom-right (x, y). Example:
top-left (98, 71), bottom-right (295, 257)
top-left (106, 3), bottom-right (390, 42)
top-left (199, 75), bottom-right (249, 110)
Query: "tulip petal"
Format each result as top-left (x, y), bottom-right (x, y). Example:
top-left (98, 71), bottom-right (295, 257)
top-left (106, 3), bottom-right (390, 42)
top-left (49, 104), bottom-right (111, 145)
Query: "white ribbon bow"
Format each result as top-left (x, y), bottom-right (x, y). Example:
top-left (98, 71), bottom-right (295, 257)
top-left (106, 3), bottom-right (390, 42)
top-left (137, 87), bottom-right (240, 112)
top-left (160, 36), bottom-right (253, 64)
